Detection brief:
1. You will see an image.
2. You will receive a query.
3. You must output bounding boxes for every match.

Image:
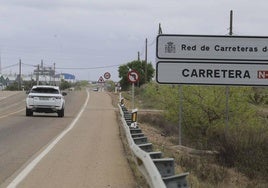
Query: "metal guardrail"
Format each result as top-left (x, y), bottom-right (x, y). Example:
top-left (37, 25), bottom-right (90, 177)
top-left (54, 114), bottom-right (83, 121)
top-left (118, 104), bottom-right (189, 188)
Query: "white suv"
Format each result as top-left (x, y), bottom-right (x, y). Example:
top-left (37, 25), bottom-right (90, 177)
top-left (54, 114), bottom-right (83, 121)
top-left (26, 85), bottom-right (66, 117)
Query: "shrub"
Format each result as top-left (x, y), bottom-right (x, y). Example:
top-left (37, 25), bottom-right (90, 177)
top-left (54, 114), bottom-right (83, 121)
top-left (215, 125), bottom-right (268, 179)
top-left (139, 83), bottom-right (268, 180)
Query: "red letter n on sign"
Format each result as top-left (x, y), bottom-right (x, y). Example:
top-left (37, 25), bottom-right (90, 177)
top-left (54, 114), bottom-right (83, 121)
top-left (258, 71), bottom-right (268, 79)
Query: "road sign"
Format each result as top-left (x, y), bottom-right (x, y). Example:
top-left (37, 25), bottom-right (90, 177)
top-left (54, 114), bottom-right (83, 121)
top-left (157, 34), bottom-right (268, 62)
top-left (98, 76), bottom-right (105, 83)
top-left (127, 70), bottom-right (139, 83)
top-left (156, 61), bottom-right (268, 86)
top-left (104, 72), bottom-right (111, 80)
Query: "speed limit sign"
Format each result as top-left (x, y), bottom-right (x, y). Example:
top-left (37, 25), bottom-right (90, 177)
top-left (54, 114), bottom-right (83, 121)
top-left (127, 70), bottom-right (139, 83)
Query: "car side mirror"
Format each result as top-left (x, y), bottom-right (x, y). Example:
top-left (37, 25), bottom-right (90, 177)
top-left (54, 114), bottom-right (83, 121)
top-left (26, 90), bottom-right (30, 94)
top-left (62, 92), bottom-right (67, 96)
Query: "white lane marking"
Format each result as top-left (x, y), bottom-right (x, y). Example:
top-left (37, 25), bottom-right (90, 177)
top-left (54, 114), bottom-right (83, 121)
top-left (7, 89), bottom-right (90, 188)
top-left (0, 109), bottom-right (25, 119)
top-left (0, 92), bottom-right (22, 101)
top-left (3, 100), bottom-right (26, 108)
top-left (0, 100), bottom-right (26, 118)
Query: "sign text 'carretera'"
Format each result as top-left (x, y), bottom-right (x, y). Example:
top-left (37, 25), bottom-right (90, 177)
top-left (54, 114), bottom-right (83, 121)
top-left (156, 61), bottom-right (268, 86)
top-left (182, 68), bottom-right (250, 79)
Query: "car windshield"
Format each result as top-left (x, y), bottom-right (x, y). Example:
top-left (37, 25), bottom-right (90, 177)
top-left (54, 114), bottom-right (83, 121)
top-left (31, 88), bottom-right (59, 94)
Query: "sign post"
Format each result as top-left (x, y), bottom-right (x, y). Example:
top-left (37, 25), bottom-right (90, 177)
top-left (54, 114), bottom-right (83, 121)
top-left (98, 76), bottom-right (105, 92)
top-left (127, 70), bottom-right (140, 109)
top-left (178, 85), bottom-right (183, 145)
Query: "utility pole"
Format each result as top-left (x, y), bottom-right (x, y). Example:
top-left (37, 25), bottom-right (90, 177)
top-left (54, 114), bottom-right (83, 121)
top-left (158, 23), bottom-right (163, 34)
top-left (36, 64), bottom-right (40, 85)
top-left (41, 59), bottom-right (44, 77)
top-left (229, 10), bottom-right (233, 36)
top-left (137, 51), bottom-right (140, 61)
top-left (53, 63), bottom-right (56, 85)
top-left (0, 51), bottom-right (2, 75)
top-left (145, 38), bottom-right (148, 83)
top-left (18, 59), bottom-right (21, 90)
top-left (226, 10), bottom-right (233, 132)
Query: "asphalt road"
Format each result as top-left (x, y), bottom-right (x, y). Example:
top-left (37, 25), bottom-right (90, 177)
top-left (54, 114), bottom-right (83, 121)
top-left (0, 89), bottom-right (86, 186)
top-left (0, 89), bottom-right (135, 188)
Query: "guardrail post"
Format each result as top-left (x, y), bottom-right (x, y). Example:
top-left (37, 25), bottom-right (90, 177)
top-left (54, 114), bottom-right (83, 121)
top-left (130, 128), bottom-right (142, 134)
top-left (133, 136), bottom-right (148, 145)
top-left (138, 143), bottom-right (153, 152)
top-left (162, 173), bottom-right (189, 188)
top-left (149, 151), bottom-right (162, 159)
top-left (131, 133), bottom-right (145, 138)
top-left (153, 158), bottom-right (175, 177)
top-left (124, 112), bottom-right (132, 126)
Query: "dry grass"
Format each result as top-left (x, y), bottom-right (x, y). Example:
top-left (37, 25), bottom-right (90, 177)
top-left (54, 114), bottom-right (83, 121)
top-left (138, 121), bottom-right (254, 188)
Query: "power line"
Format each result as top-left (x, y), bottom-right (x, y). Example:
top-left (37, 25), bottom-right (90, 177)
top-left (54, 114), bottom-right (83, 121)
top-left (139, 38), bottom-right (156, 58)
top-left (3, 62), bottom-right (123, 71)
top-left (148, 38), bottom-right (156, 46)
top-left (21, 63), bottom-right (35, 67)
top-left (2, 63), bottom-right (18, 70)
top-left (56, 64), bottom-right (123, 70)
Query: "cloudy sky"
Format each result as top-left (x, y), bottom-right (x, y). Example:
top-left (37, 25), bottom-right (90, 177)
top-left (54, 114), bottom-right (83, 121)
top-left (0, 0), bottom-right (268, 81)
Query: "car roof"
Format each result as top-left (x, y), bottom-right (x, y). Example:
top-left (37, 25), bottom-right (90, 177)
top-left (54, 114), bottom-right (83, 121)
top-left (32, 85), bottom-right (60, 90)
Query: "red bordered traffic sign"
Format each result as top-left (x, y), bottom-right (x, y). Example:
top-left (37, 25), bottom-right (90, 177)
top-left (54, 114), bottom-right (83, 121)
top-left (104, 72), bottom-right (111, 80)
top-left (127, 70), bottom-right (139, 83)
top-left (98, 76), bottom-right (105, 83)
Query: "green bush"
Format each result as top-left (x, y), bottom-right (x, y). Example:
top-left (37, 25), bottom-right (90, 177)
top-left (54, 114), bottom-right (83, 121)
top-left (139, 82), bottom-right (268, 180)
top-left (249, 87), bottom-right (268, 105)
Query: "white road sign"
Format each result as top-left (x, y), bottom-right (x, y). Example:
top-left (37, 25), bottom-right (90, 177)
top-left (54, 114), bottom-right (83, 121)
top-left (156, 61), bottom-right (268, 86)
top-left (157, 34), bottom-right (268, 62)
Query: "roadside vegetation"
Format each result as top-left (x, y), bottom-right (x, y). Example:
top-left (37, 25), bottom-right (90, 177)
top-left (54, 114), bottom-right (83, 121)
top-left (118, 60), bottom-right (154, 90)
top-left (121, 83), bottom-right (268, 187)
top-left (4, 79), bottom-right (88, 91)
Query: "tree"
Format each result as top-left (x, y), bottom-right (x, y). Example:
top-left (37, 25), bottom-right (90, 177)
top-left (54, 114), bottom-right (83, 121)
top-left (60, 79), bottom-right (72, 90)
top-left (118, 60), bottom-right (154, 90)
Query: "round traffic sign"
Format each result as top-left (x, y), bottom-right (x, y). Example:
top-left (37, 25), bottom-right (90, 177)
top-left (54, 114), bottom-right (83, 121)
top-left (104, 72), bottom-right (111, 80)
top-left (127, 70), bottom-right (139, 83)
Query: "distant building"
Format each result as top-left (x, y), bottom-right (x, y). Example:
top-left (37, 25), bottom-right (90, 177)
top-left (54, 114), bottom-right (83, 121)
top-left (55, 73), bottom-right (76, 83)
top-left (0, 72), bottom-right (75, 90)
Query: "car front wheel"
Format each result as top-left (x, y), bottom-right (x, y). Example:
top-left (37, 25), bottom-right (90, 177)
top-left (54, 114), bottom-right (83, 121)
top-left (57, 108), bottom-right (64, 117)
top-left (26, 108), bottom-right (33, 116)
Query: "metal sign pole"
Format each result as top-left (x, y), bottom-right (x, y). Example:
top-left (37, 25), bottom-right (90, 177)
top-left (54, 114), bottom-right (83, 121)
top-left (127, 70), bottom-right (139, 110)
top-left (225, 87), bottom-right (229, 132)
top-left (132, 82), bottom-right (135, 109)
top-left (178, 85), bottom-right (183, 145)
